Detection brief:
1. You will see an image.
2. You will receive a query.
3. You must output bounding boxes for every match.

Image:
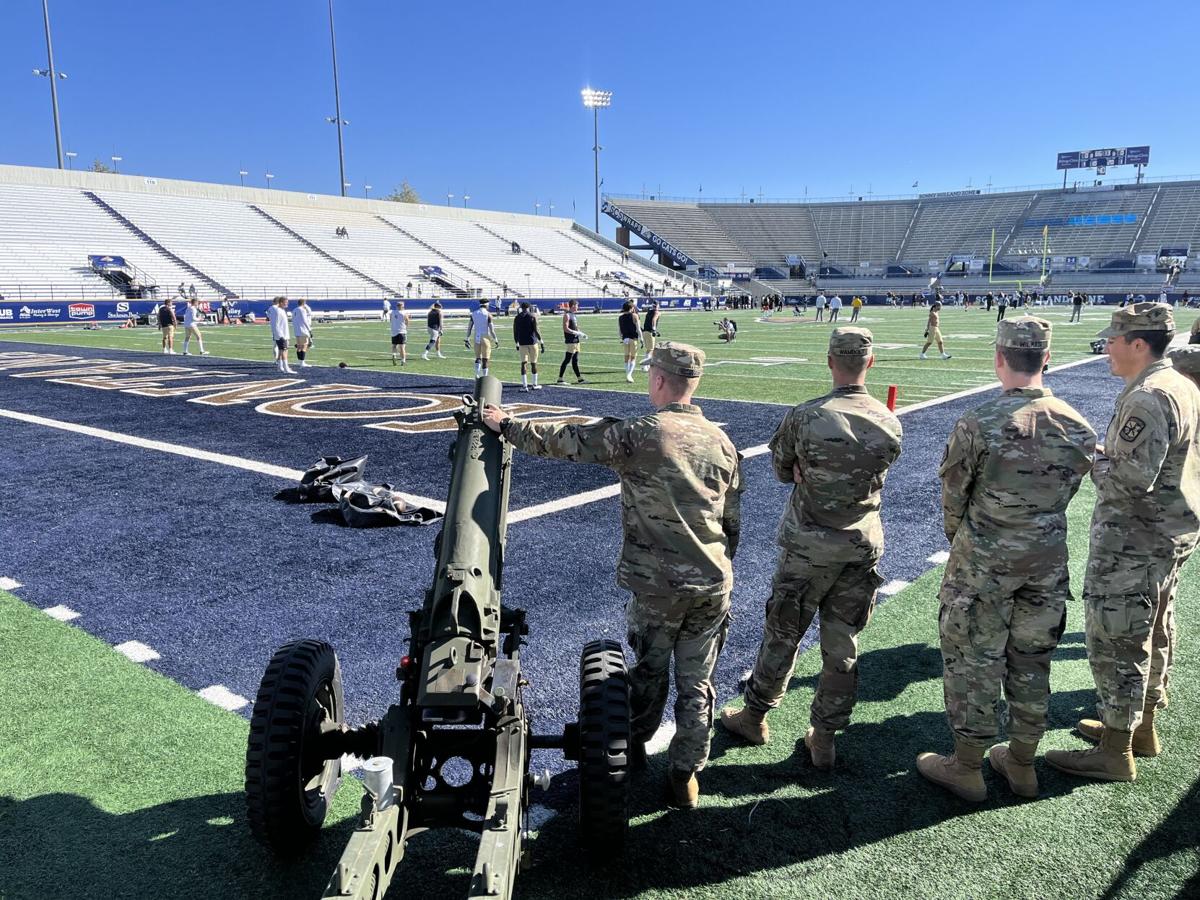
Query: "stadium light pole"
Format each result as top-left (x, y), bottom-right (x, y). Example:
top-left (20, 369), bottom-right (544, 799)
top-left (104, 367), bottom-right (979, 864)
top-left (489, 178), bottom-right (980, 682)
top-left (581, 88), bottom-right (611, 233)
top-left (110, 155), bottom-right (122, 173)
top-left (364, 184), bottom-right (372, 198)
top-left (463, 193), bottom-right (470, 208)
top-left (65, 150), bottom-right (77, 170)
top-left (446, 191), bottom-right (454, 206)
top-left (265, 172), bottom-right (275, 189)
top-left (238, 169), bottom-right (248, 187)
top-left (326, 0), bottom-right (348, 197)
top-left (33, 0), bottom-right (67, 170)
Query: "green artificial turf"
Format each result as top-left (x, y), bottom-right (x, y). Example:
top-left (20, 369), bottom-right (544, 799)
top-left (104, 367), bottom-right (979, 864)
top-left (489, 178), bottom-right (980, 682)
top-left (2, 479), bottom-right (1197, 899)
top-left (5, 305), bottom-right (1195, 408)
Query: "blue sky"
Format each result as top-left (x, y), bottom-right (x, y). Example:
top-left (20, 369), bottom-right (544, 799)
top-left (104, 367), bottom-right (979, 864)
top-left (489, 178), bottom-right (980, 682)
top-left (3, 0), bottom-right (1197, 237)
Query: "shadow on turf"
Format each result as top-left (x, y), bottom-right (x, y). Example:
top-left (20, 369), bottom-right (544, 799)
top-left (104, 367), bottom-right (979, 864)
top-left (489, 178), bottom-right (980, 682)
top-left (0, 791), bottom-right (478, 899)
top-left (1098, 774), bottom-right (1200, 900)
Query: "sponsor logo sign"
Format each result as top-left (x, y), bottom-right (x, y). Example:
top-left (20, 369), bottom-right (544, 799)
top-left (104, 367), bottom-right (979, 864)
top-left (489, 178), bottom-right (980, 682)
top-left (68, 303), bottom-right (96, 320)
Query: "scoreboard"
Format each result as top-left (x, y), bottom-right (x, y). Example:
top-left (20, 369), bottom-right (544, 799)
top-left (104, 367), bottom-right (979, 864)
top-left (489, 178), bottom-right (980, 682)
top-left (1057, 146), bottom-right (1150, 170)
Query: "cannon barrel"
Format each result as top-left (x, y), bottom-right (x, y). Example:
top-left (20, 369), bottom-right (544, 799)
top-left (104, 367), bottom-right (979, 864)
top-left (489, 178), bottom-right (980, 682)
top-left (418, 375), bottom-right (512, 714)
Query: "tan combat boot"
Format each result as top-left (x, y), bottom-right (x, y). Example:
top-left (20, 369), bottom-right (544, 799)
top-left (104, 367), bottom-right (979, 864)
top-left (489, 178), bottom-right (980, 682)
top-left (916, 739), bottom-right (987, 802)
top-left (667, 769), bottom-right (698, 809)
top-left (1045, 728), bottom-right (1136, 782)
top-left (988, 740), bottom-right (1039, 798)
top-left (804, 726), bottom-right (836, 771)
top-left (719, 706), bottom-right (769, 745)
top-left (1077, 705), bottom-right (1161, 757)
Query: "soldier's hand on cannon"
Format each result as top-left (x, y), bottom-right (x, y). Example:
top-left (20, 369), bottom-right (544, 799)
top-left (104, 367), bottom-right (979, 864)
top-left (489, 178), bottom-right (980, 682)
top-left (481, 403), bottom-right (507, 433)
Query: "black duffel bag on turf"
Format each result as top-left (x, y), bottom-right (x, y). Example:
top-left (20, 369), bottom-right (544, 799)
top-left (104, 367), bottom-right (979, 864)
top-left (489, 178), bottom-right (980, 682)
top-left (297, 454), bottom-right (368, 502)
top-left (331, 480), bottom-right (442, 528)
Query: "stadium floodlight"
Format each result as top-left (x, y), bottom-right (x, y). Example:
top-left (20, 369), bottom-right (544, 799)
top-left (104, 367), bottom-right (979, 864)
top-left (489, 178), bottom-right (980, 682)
top-left (326, 0), bottom-right (349, 196)
top-left (238, 169), bottom-right (249, 187)
top-left (33, 0), bottom-right (67, 169)
top-left (463, 194), bottom-right (470, 208)
top-left (265, 172), bottom-right (275, 189)
top-left (64, 150), bottom-right (76, 169)
top-left (446, 191), bottom-right (454, 206)
top-left (110, 155), bottom-right (122, 173)
top-left (364, 184), bottom-right (372, 198)
top-left (535, 200), bottom-right (541, 215)
top-left (548, 200), bottom-right (554, 216)
top-left (581, 87), bottom-right (612, 233)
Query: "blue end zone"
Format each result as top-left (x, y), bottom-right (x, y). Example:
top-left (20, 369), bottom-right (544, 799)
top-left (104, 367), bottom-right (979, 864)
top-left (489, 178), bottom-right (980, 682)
top-left (0, 341), bottom-right (1121, 783)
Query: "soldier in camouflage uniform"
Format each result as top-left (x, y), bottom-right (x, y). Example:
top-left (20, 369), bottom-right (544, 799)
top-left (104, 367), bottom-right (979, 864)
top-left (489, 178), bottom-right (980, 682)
top-left (481, 342), bottom-right (742, 809)
top-left (720, 327), bottom-right (902, 770)
top-left (916, 317), bottom-right (1096, 801)
top-left (1171, 345), bottom-right (1200, 388)
top-left (1047, 303), bottom-right (1200, 781)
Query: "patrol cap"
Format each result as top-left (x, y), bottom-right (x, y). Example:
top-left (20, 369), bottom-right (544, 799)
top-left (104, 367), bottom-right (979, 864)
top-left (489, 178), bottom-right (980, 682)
top-left (1097, 301), bottom-right (1175, 338)
top-left (1169, 345), bottom-right (1200, 377)
top-left (995, 316), bottom-right (1051, 350)
top-left (649, 341), bottom-right (705, 378)
top-left (828, 326), bottom-right (873, 357)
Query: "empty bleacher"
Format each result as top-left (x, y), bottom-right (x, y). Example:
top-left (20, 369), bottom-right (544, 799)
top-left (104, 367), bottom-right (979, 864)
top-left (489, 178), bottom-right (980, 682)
top-left (96, 191), bottom-right (383, 300)
top-left (1134, 181), bottom-right (1200, 254)
top-left (605, 200), bottom-right (751, 265)
top-left (0, 183), bottom-right (200, 301)
top-left (809, 201), bottom-right (917, 267)
top-left (901, 192), bottom-right (1037, 264)
top-left (701, 204), bottom-right (824, 268)
top-left (1003, 187), bottom-right (1154, 257)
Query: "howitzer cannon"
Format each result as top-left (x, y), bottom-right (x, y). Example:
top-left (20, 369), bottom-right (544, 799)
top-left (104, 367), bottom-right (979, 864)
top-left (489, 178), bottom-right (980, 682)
top-left (245, 375), bottom-right (631, 899)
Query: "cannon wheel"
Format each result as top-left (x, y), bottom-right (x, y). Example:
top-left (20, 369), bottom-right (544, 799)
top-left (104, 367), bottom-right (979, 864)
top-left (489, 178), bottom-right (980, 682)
top-left (577, 639), bottom-right (631, 854)
top-left (245, 638), bottom-right (344, 855)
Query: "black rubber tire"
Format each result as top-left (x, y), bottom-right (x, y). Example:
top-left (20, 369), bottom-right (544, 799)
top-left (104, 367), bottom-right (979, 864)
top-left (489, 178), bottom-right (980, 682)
top-left (245, 638), bottom-right (344, 856)
top-left (577, 639), bottom-right (631, 855)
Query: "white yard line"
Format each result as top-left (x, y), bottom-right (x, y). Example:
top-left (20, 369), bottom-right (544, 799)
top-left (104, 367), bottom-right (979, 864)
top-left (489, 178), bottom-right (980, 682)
top-left (43, 604), bottom-right (80, 621)
top-left (0, 406), bottom-right (446, 513)
top-left (114, 640), bottom-right (161, 663)
top-left (0, 576), bottom-right (22, 591)
top-left (198, 684), bottom-right (250, 711)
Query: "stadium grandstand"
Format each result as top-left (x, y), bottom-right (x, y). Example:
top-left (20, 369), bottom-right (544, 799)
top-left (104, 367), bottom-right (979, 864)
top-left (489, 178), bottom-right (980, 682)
top-left (0, 164), bottom-right (706, 315)
top-left (605, 177), bottom-right (1200, 299)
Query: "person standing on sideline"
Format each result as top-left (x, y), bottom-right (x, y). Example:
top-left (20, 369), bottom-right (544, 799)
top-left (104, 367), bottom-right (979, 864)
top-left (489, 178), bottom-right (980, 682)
top-left (290, 297), bottom-right (314, 368)
top-left (181, 299), bottom-right (209, 357)
top-left (481, 343), bottom-right (742, 809)
top-left (1046, 303), bottom-right (1199, 782)
top-left (641, 300), bottom-right (661, 367)
top-left (997, 292), bottom-right (1009, 322)
top-left (158, 297), bottom-right (178, 354)
top-left (388, 299), bottom-right (409, 366)
top-left (381, 297), bottom-right (391, 322)
top-left (920, 301), bottom-right (952, 360)
top-left (465, 297), bottom-right (498, 378)
top-left (267, 296), bottom-right (295, 373)
top-left (423, 301), bottom-right (445, 360)
top-left (917, 317), bottom-right (1095, 801)
top-left (1070, 292), bottom-right (1085, 323)
top-left (619, 300), bottom-right (642, 383)
top-left (850, 295), bottom-right (863, 323)
top-left (513, 301), bottom-right (543, 392)
top-left (815, 292), bottom-right (827, 322)
top-left (721, 327), bottom-right (902, 769)
top-left (557, 299), bottom-right (587, 384)
top-left (829, 294), bottom-right (843, 323)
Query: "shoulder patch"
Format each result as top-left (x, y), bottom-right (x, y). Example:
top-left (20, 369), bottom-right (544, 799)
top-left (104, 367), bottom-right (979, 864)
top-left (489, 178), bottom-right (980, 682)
top-left (1119, 416), bottom-right (1147, 442)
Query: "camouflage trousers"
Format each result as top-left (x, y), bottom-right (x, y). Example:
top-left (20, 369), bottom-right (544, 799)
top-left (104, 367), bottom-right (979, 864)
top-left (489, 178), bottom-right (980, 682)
top-left (938, 557), bottom-right (1069, 748)
top-left (743, 549), bottom-right (883, 731)
top-left (626, 591), bottom-right (731, 774)
top-left (1084, 556), bottom-right (1182, 731)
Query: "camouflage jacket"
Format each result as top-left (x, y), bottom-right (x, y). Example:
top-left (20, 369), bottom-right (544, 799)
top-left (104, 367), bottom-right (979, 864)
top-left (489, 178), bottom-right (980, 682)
top-left (940, 387), bottom-right (1096, 571)
top-left (769, 384), bottom-right (903, 562)
top-left (504, 402), bottom-right (742, 598)
top-left (1089, 359), bottom-right (1200, 569)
